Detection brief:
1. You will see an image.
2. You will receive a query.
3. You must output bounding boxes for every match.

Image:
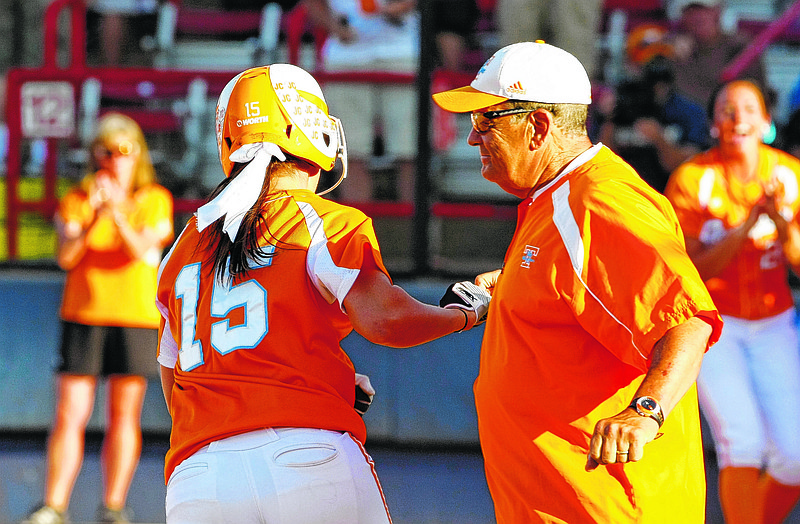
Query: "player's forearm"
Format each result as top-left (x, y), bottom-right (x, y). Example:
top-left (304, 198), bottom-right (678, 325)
top-left (345, 268), bottom-right (472, 347)
top-left (633, 316), bottom-right (711, 418)
top-left (354, 286), bottom-right (470, 348)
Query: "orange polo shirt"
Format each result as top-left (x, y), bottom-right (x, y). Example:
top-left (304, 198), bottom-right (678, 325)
top-left (156, 189), bottom-right (390, 481)
top-left (665, 144), bottom-right (800, 320)
top-left (475, 145), bottom-right (721, 523)
top-left (58, 183), bottom-right (173, 328)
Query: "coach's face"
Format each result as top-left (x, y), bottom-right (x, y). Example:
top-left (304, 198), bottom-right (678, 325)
top-left (467, 102), bottom-right (544, 199)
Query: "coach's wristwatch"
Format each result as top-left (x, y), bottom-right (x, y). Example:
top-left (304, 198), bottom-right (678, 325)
top-left (629, 396), bottom-right (665, 428)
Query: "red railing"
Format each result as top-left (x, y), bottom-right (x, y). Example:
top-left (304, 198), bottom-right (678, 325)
top-left (4, 0), bottom-right (516, 265)
top-left (4, 0), bottom-right (246, 259)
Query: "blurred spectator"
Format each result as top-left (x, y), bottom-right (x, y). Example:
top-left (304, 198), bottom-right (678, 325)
top-left (432, 0), bottom-right (480, 72)
top-left (495, 0), bottom-right (602, 78)
top-left (320, 0), bottom-right (418, 83)
top-left (597, 25), bottom-right (710, 193)
top-left (321, 0), bottom-right (419, 202)
top-left (220, 0), bottom-right (354, 42)
top-left (667, 0), bottom-right (768, 109)
top-left (428, 0), bottom-right (482, 154)
top-left (86, 0), bottom-right (161, 65)
top-left (23, 114), bottom-right (173, 524)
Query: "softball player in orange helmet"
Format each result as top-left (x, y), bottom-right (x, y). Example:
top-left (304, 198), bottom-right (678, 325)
top-left (156, 64), bottom-right (489, 523)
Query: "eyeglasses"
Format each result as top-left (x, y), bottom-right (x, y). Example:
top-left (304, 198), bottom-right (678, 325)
top-left (94, 140), bottom-right (136, 160)
top-left (470, 108), bottom-right (533, 134)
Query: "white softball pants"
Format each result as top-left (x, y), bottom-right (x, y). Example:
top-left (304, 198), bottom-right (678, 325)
top-left (165, 427), bottom-right (393, 523)
top-left (697, 308), bottom-right (800, 485)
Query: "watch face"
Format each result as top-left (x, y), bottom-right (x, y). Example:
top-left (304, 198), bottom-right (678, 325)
top-left (639, 397), bottom-right (657, 412)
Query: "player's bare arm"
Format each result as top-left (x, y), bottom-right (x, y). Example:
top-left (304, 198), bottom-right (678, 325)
top-left (344, 256), bottom-right (478, 348)
top-left (586, 315), bottom-right (712, 470)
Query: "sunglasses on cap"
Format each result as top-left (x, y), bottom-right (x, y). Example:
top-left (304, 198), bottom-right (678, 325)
top-left (470, 108), bottom-right (533, 134)
top-left (94, 140), bottom-right (137, 160)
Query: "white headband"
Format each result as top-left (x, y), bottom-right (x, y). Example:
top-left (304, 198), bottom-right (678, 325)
top-left (196, 142), bottom-right (286, 240)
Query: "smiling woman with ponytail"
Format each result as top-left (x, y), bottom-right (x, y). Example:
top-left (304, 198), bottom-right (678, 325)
top-left (666, 80), bottom-right (800, 524)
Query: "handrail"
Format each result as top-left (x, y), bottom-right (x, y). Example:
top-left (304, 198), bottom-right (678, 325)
top-left (721, 0), bottom-right (800, 83)
top-left (4, 0), bottom-right (507, 271)
top-left (4, 0), bottom-right (419, 260)
top-left (43, 0), bottom-right (86, 70)
top-left (5, 0), bottom-right (87, 260)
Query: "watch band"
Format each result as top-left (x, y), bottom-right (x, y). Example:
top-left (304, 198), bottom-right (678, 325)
top-left (629, 396), bottom-right (665, 427)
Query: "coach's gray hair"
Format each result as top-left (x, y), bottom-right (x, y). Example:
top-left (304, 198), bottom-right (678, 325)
top-left (509, 101), bottom-right (588, 137)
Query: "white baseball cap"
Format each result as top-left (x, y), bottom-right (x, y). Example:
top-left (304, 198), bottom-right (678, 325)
top-left (432, 41), bottom-right (592, 113)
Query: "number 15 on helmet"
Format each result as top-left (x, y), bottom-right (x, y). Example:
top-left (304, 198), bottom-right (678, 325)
top-left (215, 64), bottom-right (348, 194)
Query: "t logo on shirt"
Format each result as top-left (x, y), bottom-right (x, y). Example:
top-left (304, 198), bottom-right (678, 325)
top-left (521, 245), bottom-right (539, 268)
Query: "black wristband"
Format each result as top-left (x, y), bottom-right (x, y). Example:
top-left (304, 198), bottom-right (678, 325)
top-left (456, 309), bottom-right (469, 333)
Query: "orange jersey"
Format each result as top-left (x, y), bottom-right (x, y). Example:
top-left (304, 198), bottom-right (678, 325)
top-left (475, 145), bottom-right (722, 523)
top-left (156, 189), bottom-right (390, 481)
top-left (665, 145), bottom-right (800, 319)
top-left (58, 183), bottom-right (173, 328)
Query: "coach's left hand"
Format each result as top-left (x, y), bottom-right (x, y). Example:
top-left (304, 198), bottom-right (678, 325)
top-left (585, 410), bottom-right (660, 470)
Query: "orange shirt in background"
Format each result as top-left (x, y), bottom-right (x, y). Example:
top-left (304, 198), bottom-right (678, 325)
top-left (156, 189), bottom-right (390, 482)
top-left (58, 183), bottom-right (173, 328)
top-left (665, 144), bottom-right (800, 320)
top-left (475, 145), bottom-right (721, 523)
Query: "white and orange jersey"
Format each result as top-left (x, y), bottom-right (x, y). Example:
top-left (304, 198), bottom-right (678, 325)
top-left (665, 144), bottom-right (800, 319)
top-left (58, 183), bottom-right (173, 328)
top-left (475, 145), bottom-right (721, 523)
top-left (156, 189), bottom-right (389, 481)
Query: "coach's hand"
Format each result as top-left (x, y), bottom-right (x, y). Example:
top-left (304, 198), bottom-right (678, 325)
top-left (585, 409), bottom-right (661, 471)
top-left (439, 281), bottom-right (491, 329)
top-left (475, 269), bottom-right (501, 296)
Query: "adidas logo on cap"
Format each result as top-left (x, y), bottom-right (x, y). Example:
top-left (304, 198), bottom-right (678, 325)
top-left (507, 81), bottom-right (526, 95)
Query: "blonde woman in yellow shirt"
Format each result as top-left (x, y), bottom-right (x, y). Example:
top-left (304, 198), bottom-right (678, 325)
top-left (25, 113), bottom-right (173, 524)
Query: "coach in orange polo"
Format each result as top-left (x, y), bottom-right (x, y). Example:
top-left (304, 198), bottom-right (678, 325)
top-left (433, 41), bottom-right (723, 523)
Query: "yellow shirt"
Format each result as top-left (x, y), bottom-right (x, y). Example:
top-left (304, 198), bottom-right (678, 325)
top-left (475, 145), bottom-right (721, 523)
top-left (58, 183), bottom-right (173, 328)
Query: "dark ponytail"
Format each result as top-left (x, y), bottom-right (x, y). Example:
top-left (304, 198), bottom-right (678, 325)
top-left (199, 161), bottom-right (275, 284)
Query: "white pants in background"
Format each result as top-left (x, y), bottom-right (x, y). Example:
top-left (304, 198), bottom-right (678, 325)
top-left (166, 427), bottom-right (392, 523)
top-left (698, 309), bottom-right (800, 485)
